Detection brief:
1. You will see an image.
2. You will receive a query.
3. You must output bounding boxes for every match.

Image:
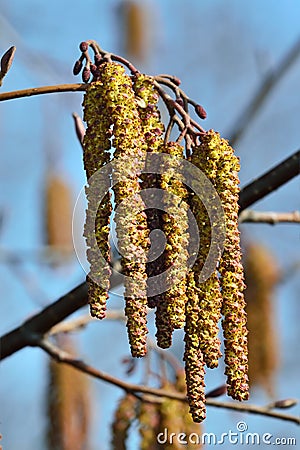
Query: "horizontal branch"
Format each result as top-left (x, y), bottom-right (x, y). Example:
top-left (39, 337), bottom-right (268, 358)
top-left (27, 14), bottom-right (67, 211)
top-left (0, 83), bottom-right (87, 101)
top-left (238, 149), bottom-right (300, 210)
top-left (38, 337), bottom-right (300, 425)
top-left (49, 310), bottom-right (125, 335)
top-left (239, 210), bottom-right (300, 224)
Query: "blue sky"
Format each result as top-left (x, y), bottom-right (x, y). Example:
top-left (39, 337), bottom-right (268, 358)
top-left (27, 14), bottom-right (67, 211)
top-left (0, 1), bottom-right (299, 449)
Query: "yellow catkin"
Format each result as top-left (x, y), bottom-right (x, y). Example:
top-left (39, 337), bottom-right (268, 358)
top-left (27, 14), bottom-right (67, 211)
top-left (99, 62), bottom-right (150, 357)
top-left (203, 130), bottom-right (249, 401)
top-left (45, 173), bottom-right (73, 255)
top-left (161, 142), bottom-right (190, 330)
top-left (175, 370), bottom-right (203, 449)
top-left (83, 80), bottom-right (112, 319)
top-left (184, 271), bottom-right (206, 423)
top-left (157, 381), bottom-right (187, 450)
top-left (244, 242), bottom-right (279, 397)
top-left (154, 142), bottom-right (190, 348)
top-left (137, 401), bottom-right (160, 450)
top-left (133, 74), bottom-right (165, 308)
top-left (190, 139), bottom-right (223, 368)
top-left (111, 393), bottom-right (137, 450)
top-left (46, 335), bottom-right (90, 450)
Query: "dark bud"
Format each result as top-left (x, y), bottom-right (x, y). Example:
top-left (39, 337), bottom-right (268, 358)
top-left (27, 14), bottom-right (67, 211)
top-left (121, 356), bottom-right (136, 376)
top-left (0, 46), bottom-right (16, 85)
top-left (171, 76), bottom-right (181, 86)
top-left (206, 385), bottom-right (227, 398)
top-left (175, 97), bottom-right (184, 108)
top-left (271, 399), bottom-right (298, 409)
top-left (73, 59), bottom-right (83, 76)
top-left (1, 46), bottom-right (16, 74)
top-left (79, 41), bottom-right (89, 52)
top-left (195, 104), bottom-right (207, 120)
top-left (82, 67), bottom-right (91, 83)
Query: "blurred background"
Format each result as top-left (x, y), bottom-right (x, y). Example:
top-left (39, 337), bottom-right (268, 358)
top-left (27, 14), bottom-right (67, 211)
top-left (0, 0), bottom-right (299, 448)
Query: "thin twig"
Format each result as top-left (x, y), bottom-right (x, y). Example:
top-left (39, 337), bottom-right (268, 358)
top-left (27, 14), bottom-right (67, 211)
top-left (228, 37), bottom-right (300, 145)
top-left (239, 210), bottom-right (300, 224)
top-left (49, 310), bottom-right (126, 335)
top-left (0, 83), bottom-right (87, 102)
top-left (38, 337), bottom-right (300, 425)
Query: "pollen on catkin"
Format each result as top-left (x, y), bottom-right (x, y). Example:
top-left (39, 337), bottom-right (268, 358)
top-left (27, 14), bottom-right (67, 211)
top-left (161, 142), bottom-right (190, 330)
top-left (206, 130), bottom-right (249, 401)
top-left (190, 136), bottom-right (223, 368)
top-left (98, 62), bottom-right (150, 357)
top-left (184, 271), bottom-right (206, 423)
top-left (76, 42), bottom-right (251, 422)
top-left (111, 393), bottom-right (137, 450)
top-left (133, 73), bottom-right (165, 308)
top-left (82, 81), bottom-right (112, 319)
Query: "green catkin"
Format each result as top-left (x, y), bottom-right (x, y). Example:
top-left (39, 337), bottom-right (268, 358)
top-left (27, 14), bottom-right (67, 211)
top-left (82, 81), bottom-right (112, 319)
top-left (98, 62), bottom-right (150, 357)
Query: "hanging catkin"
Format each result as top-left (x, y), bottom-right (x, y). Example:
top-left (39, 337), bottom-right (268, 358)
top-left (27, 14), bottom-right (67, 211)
top-left (82, 80), bottom-right (112, 319)
top-left (190, 138), bottom-right (223, 368)
top-left (209, 130), bottom-right (249, 401)
top-left (133, 74), bottom-right (165, 308)
top-left (75, 42), bottom-right (250, 423)
top-left (98, 62), bottom-right (150, 357)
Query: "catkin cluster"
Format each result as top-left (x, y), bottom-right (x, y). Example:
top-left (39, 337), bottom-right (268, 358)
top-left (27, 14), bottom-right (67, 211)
top-left (81, 59), bottom-right (249, 422)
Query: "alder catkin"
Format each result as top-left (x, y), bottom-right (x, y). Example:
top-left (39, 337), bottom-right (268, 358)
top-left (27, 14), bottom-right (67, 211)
top-left (190, 139), bottom-right (223, 368)
top-left (206, 130), bottom-right (249, 401)
top-left (137, 401), bottom-right (160, 450)
top-left (82, 80), bottom-right (112, 319)
top-left (161, 142), bottom-right (189, 330)
top-left (98, 62), bottom-right (150, 357)
top-left (133, 74), bottom-right (165, 308)
top-left (111, 393), bottom-right (137, 450)
top-left (184, 271), bottom-right (206, 422)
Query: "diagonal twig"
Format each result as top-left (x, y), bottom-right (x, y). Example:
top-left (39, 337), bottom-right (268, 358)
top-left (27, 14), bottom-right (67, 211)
top-left (37, 337), bottom-right (300, 425)
top-left (228, 37), bottom-right (300, 145)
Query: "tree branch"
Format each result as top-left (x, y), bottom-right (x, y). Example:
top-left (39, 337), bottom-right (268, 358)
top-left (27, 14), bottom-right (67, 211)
top-left (228, 37), bottom-right (300, 145)
top-left (0, 83), bottom-right (87, 101)
top-left (238, 149), bottom-right (300, 210)
top-left (37, 337), bottom-right (299, 425)
top-left (239, 210), bottom-right (300, 224)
